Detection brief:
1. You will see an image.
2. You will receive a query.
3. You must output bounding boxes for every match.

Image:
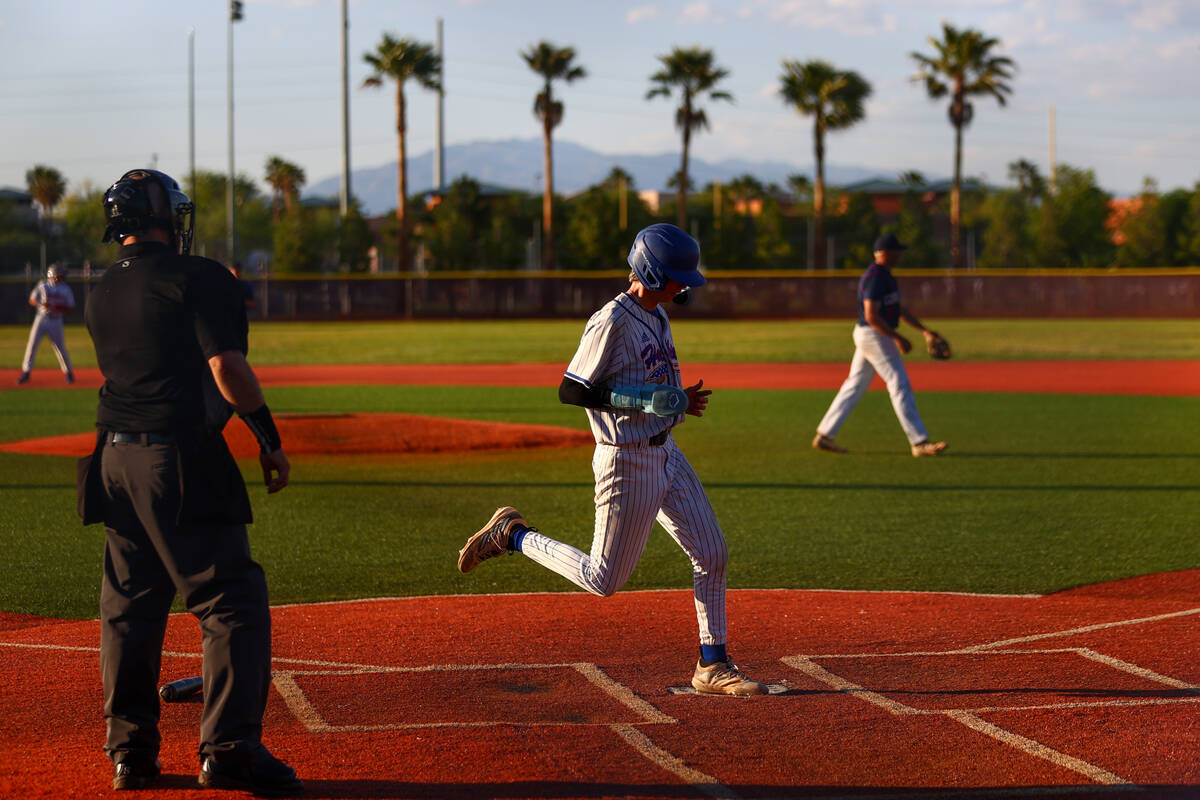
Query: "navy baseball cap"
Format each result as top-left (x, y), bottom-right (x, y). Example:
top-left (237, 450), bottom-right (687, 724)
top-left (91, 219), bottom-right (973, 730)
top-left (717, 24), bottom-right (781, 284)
top-left (873, 233), bottom-right (907, 251)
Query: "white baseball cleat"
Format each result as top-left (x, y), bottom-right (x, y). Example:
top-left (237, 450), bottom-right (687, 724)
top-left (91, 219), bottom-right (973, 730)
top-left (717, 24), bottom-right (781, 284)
top-left (457, 506), bottom-right (527, 573)
top-left (812, 433), bottom-right (847, 454)
top-left (691, 659), bottom-right (768, 696)
top-left (911, 440), bottom-right (948, 457)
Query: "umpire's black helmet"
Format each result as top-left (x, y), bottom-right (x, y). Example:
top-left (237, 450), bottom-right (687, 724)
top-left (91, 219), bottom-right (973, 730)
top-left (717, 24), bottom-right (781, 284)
top-left (102, 169), bottom-right (194, 255)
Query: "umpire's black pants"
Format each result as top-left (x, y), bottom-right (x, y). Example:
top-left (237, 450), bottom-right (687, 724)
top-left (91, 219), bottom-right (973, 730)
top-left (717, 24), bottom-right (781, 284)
top-left (99, 436), bottom-right (271, 765)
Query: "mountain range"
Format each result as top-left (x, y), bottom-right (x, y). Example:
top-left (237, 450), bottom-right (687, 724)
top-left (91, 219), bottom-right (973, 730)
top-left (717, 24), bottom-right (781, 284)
top-left (307, 137), bottom-right (890, 217)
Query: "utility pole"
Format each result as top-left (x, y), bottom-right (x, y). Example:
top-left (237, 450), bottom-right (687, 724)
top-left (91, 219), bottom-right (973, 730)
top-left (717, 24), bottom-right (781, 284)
top-left (339, 0), bottom-right (350, 217)
top-left (227, 0), bottom-right (243, 264)
top-left (434, 17), bottom-right (445, 191)
top-left (1048, 105), bottom-right (1057, 195)
top-left (188, 26), bottom-right (197, 232)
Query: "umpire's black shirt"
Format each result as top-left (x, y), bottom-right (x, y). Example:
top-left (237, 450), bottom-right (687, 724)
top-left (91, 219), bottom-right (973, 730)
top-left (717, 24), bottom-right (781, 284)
top-left (86, 242), bottom-right (247, 434)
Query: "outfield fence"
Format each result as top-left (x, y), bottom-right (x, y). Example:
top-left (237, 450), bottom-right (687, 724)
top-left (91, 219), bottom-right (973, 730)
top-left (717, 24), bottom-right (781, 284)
top-left (3, 269), bottom-right (1198, 323)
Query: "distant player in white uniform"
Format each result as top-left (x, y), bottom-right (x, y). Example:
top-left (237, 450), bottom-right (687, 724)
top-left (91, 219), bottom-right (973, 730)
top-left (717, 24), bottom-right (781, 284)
top-left (18, 263), bottom-right (75, 385)
top-left (457, 223), bottom-right (766, 696)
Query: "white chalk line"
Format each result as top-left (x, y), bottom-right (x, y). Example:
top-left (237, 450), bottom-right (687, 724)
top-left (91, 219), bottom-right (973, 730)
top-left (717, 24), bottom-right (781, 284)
top-left (945, 712), bottom-right (1133, 787)
top-left (780, 613), bottom-right (1200, 792)
top-left (958, 607), bottom-right (1200, 652)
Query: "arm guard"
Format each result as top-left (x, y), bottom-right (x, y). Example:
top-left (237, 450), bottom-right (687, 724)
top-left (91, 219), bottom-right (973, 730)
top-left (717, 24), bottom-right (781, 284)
top-left (239, 404), bottom-right (282, 454)
top-left (610, 383), bottom-right (688, 417)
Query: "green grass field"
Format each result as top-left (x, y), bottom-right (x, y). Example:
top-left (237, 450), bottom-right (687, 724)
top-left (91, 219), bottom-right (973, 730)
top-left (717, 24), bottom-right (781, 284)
top-left (4, 318), bottom-right (1200, 366)
top-left (2, 319), bottom-right (1198, 619)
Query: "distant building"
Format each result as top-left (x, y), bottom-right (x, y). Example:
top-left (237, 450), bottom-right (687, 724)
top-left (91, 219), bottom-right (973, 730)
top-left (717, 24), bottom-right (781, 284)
top-left (834, 177), bottom-right (989, 219)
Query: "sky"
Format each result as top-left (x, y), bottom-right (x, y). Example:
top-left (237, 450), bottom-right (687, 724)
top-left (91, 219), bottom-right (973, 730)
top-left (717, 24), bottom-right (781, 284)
top-left (2, 0), bottom-right (1198, 202)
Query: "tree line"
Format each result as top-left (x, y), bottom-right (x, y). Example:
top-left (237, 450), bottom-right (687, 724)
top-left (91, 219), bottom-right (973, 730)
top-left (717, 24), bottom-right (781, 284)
top-left (3, 22), bottom-right (1199, 273)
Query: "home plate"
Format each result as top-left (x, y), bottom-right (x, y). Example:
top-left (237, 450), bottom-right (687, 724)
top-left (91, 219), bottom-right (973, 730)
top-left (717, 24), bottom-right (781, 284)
top-left (668, 683), bottom-right (791, 695)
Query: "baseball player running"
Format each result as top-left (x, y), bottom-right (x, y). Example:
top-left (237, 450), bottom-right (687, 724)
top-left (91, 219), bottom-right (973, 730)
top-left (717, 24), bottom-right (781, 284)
top-left (18, 263), bottom-right (75, 384)
top-left (457, 223), bottom-right (766, 696)
top-left (812, 233), bottom-right (947, 457)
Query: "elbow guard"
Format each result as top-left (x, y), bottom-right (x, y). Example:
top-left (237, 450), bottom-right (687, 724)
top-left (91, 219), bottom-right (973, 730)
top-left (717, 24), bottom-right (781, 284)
top-left (610, 384), bottom-right (687, 417)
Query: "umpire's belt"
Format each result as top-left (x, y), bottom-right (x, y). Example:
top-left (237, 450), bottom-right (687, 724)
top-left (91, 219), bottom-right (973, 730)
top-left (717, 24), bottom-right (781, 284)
top-left (109, 431), bottom-right (176, 445)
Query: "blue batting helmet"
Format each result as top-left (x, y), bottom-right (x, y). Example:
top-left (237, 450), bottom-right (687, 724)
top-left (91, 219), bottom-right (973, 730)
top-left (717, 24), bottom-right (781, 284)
top-left (627, 223), bottom-right (705, 291)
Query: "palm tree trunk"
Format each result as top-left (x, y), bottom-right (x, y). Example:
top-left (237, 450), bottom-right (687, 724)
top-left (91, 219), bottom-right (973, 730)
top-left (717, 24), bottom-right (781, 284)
top-left (951, 116), bottom-right (963, 269)
top-left (396, 84), bottom-right (410, 271)
top-left (677, 116), bottom-right (690, 230)
top-left (813, 115), bottom-right (826, 270)
top-left (542, 112), bottom-right (555, 269)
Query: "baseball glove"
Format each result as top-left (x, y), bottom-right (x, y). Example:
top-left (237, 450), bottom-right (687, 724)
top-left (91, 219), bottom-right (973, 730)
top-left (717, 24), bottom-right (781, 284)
top-left (926, 331), bottom-right (952, 360)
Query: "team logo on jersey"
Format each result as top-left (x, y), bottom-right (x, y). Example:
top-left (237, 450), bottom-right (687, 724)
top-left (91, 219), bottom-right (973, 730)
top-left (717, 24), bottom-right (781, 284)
top-left (640, 335), bottom-right (678, 383)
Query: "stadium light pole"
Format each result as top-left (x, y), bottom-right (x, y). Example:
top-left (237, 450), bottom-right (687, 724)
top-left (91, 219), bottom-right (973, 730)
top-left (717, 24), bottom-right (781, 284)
top-left (227, 0), bottom-right (243, 265)
top-left (188, 28), bottom-right (196, 213)
top-left (339, 0), bottom-right (350, 217)
top-left (434, 17), bottom-right (445, 191)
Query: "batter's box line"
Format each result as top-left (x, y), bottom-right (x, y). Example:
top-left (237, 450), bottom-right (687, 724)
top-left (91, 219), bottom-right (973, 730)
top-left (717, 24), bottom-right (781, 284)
top-left (272, 661), bottom-right (675, 733)
top-left (788, 646), bottom-right (1200, 702)
top-left (780, 654), bottom-right (1150, 788)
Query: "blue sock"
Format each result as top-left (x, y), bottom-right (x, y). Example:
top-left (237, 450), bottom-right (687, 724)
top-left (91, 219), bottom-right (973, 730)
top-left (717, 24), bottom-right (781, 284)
top-left (510, 527), bottom-right (529, 552)
top-left (699, 644), bottom-right (727, 665)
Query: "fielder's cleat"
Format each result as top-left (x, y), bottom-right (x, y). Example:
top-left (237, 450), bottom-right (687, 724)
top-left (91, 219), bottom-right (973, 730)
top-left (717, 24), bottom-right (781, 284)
top-left (691, 659), bottom-right (768, 696)
top-left (458, 506), bottom-right (528, 573)
top-left (65, 370), bottom-right (75, 384)
top-left (911, 440), bottom-right (948, 457)
top-left (812, 433), bottom-right (847, 454)
top-left (112, 757), bottom-right (161, 790)
top-left (16, 372), bottom-right (30, 385)
top-left (199, 747), bottom-right (302, 797)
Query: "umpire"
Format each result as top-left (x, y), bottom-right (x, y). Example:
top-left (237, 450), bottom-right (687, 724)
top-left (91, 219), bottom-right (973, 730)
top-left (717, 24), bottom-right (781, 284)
top-left (79, 169), bottom-right (301, 795)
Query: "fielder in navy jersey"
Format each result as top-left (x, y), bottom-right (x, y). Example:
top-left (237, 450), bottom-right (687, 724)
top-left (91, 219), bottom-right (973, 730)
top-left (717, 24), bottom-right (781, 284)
top-left (813, 233), bottom-right (948, 457)
top-left (457, 223), bottom-right (767, 696)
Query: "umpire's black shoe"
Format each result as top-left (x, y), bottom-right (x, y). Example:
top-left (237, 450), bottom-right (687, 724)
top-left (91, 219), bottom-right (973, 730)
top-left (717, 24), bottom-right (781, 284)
top-left (112, 757), bottom-right (161, 790)
top-left (199, 747), bottom-right (303, 797)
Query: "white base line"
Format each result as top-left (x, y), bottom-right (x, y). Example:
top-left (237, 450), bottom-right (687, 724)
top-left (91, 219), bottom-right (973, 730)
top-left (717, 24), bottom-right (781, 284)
top-left (945, 711), bottom-right (1134, 787)
top-left (781, 655), bottom-right (1139, 787)
top-left (959, 607), bottom-right (1200, 652)
top-left (610, 724), bottom-right (739, 800)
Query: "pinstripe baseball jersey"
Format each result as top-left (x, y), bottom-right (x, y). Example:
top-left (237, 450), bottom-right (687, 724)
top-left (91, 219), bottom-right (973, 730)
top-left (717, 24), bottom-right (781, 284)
top-left (564, 292), bottom-right (685, 446)
top-left (30, 280), bottom-right (75, 320)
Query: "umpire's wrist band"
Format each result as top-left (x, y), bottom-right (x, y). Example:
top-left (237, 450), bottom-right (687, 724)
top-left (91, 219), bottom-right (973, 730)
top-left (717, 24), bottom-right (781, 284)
top-left (239, 404), bottom-right (282, 454)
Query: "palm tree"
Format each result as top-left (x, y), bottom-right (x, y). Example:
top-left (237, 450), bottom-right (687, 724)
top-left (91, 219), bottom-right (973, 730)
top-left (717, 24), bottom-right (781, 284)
top-left (647, 46), bottom-right (732, 230)
top-left (26, 165), bottom-right (66, 262)
top-left (911, 23), bottom-right (1015, 268)
top-left (26, 164), bottom-right (66, 224)
top-left (521, 41), bottom-right (586, 269)
top-left (362, 34), bottom-right (441, 270)
top-left (264, 156), bottom-right (306, 220)
top-left (779, 60), bottom-right (871, 272)
top-left (1007, 158), bottom-right (1045, 203)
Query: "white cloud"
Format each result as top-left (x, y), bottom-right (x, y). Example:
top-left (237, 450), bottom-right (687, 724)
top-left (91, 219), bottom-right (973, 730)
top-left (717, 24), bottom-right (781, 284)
top-left (753, 0), bottom-right (899, 36)
top-left (680, 1), bottom-right (724, 24)
top-left (1125, 0), bottom-right (1182, 32)
top-left (1159, 34), bottom-right (1200, 61)
top-left (626, 5), bottom-right (662, 23)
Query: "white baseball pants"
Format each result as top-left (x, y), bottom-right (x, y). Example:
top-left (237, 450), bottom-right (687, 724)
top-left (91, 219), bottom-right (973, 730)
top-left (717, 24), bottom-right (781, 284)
top-left (519, 436), bottom-right (729, 645)
top-left (817, 324), bottom-right (929, 446)
top-left (22, 316), bottom-right (73, 374)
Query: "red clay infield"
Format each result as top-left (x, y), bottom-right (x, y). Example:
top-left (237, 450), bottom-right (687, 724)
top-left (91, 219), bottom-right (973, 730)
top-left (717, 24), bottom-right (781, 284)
top-left (4, 359), bottom-right (1199, 395)
top-left (2, 361), bottom-right (1197, 798)
top-left (0, 571), bottom-right (1197, 799)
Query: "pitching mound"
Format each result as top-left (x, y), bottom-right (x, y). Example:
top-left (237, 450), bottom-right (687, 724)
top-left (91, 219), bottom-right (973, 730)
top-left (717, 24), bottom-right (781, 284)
top-left (0, 413), bottom-right (594, 458)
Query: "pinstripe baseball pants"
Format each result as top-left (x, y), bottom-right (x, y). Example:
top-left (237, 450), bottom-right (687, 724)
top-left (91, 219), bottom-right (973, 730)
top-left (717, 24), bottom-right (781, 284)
top-left (520, 436), bottom-right (729, 645)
